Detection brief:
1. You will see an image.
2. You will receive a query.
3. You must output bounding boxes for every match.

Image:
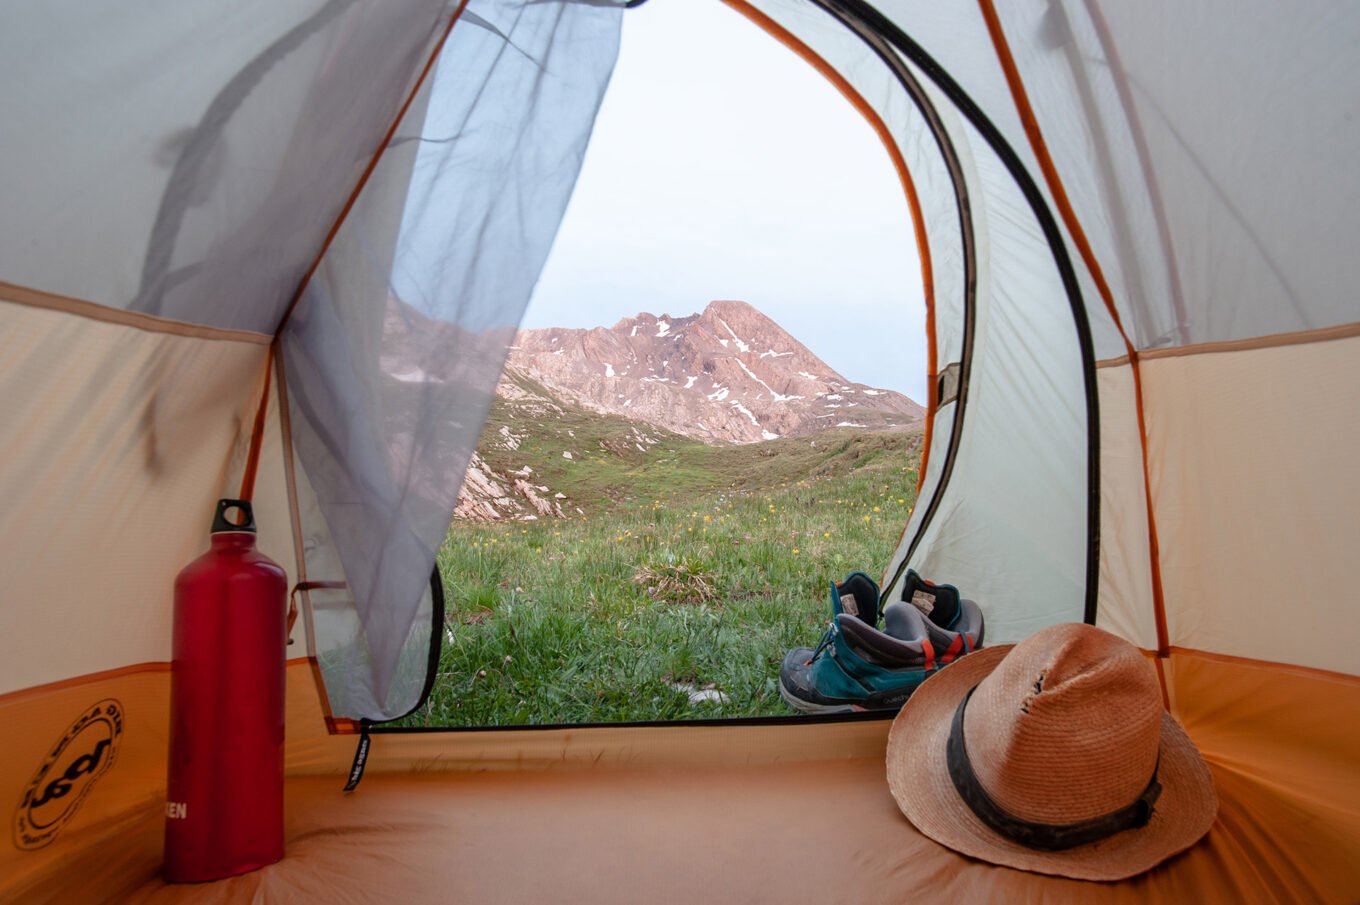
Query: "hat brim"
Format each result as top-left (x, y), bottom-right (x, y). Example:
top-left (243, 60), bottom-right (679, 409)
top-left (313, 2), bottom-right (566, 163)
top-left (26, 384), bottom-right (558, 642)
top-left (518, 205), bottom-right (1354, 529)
top-left (886, 645), bottom-right (1218, 882)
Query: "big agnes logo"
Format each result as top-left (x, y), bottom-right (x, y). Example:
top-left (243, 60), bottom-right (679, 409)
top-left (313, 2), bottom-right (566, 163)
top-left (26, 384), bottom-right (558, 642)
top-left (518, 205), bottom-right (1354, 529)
top-left (13, 699), bottom-right (123, 850)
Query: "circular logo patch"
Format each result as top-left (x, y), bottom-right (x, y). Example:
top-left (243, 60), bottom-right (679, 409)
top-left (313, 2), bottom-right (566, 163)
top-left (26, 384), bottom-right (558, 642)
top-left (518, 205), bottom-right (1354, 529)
top-left (13, 699), bottom-right (124, 850)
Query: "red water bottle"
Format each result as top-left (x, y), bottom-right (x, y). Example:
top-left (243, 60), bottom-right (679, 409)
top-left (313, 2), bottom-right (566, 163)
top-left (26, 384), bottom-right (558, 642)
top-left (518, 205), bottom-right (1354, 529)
top-left (165, 499), bottom-right (287, 881)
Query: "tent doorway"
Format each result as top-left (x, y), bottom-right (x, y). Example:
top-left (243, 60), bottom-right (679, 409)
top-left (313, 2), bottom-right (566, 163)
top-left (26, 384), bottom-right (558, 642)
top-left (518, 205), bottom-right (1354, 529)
top-left (405, 0), bottom-right (932, 728)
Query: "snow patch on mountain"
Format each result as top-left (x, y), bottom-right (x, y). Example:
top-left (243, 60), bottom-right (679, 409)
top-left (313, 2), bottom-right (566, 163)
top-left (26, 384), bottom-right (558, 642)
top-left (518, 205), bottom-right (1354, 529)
top-left (735, 359), bottom-right (803, 403)
top-left (718, 318), bottom-right (750, 353)
top-left (730, 401), bottom-right (761, 427)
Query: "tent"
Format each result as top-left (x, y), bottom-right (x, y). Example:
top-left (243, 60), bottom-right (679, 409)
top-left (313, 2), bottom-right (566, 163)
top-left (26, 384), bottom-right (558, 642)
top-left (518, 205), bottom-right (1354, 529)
top-left (2, 0), bottom-right (1356, 900)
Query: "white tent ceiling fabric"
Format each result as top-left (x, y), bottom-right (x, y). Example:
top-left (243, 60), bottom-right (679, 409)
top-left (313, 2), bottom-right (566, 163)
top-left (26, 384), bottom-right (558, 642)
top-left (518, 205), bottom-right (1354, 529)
top-left (872, 0), bottom-right (1360, 348)
top-left (0, 0), bottom-right (452, 332)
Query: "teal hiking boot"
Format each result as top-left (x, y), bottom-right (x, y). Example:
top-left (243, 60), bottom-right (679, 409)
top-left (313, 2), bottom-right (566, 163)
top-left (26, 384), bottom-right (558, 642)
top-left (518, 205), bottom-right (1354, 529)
top-left (779, 573), bottom-right (936, 713)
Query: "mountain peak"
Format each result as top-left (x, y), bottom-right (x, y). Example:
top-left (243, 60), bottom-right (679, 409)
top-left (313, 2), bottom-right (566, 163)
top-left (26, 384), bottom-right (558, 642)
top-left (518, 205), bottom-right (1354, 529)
top-left (703, 298), bottom-right (756, 315)
top-left (506, 301), bottom-right (923, 444)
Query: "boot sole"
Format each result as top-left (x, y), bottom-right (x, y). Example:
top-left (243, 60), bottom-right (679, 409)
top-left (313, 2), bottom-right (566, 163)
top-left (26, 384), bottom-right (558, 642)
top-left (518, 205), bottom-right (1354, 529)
top-left (777, 677), bottom-right (866, 714)
top-left (778, 677), bottom-right (923, 714)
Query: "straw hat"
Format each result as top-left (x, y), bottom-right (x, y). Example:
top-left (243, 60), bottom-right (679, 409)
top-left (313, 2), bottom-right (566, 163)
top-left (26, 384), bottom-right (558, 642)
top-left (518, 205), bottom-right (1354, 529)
top-left (886, 623), bottom-right (1216, 881)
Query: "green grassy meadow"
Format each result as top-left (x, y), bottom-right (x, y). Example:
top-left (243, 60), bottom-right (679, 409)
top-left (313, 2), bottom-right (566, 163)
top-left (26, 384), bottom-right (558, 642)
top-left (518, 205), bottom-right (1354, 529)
top-left (400, 388), bottom-right (924, 726)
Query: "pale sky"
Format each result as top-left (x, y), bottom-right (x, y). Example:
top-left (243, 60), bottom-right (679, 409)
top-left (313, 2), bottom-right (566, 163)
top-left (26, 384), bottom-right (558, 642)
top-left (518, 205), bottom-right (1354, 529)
top-left (525, 0), bottom-right (928, 402)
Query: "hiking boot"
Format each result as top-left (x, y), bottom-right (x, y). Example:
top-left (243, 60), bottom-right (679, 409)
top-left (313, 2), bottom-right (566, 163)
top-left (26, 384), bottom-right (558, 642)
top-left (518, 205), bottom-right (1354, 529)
top-left (894, 570), bottom-right (984, 665)
top-left (779, 592), bottom-right (936, 714)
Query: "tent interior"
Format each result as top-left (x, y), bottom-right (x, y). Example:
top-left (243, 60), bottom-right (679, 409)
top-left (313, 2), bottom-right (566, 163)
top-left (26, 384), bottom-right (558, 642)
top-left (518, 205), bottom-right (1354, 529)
top-left (2, 0), bottom-right (1357, 901)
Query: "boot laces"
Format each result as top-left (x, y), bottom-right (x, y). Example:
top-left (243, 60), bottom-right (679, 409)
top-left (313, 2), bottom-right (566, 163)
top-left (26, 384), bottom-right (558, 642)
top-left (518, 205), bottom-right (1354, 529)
top-left (806, 621), bottom-right (839, 665)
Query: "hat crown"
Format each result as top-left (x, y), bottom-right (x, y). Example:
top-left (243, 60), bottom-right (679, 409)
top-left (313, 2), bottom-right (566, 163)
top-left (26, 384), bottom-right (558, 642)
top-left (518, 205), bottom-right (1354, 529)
top-left (962, 624), bottom-right (1162, 825)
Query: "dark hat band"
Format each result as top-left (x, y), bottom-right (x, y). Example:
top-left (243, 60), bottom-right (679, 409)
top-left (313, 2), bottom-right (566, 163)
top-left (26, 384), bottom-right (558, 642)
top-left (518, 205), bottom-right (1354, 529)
top-left (946, 685), bottom-right (1163, 852)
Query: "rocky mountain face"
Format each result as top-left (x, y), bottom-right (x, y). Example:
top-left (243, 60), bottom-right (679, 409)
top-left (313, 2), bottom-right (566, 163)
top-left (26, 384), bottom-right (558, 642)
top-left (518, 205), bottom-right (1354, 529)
top-left (504, 300), bottom-right (923, 445)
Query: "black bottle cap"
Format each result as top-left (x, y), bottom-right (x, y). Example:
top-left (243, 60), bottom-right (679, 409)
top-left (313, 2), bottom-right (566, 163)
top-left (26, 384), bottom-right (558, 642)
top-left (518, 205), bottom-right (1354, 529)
top-left (211, 499), bottom-right (256, 534)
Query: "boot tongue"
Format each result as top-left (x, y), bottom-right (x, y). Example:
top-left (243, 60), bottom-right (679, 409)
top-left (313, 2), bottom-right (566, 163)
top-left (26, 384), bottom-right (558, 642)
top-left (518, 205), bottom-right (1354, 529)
top-left (882, 600), bottom-right (929, 641)
top-left (831, 572), bottom-right (881, 624)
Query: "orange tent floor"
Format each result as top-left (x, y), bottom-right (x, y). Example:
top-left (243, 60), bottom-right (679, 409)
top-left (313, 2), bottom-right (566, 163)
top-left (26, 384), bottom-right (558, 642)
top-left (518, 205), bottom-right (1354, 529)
top-left (32, 750), bottom-right (1333, 903)
top-left (6, 650), bottom-right (1358, 902)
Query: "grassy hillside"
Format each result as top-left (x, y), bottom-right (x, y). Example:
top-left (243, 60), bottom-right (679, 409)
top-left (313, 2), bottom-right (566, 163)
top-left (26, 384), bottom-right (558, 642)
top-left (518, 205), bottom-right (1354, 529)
top-left (401, 382), bottom-right (924, 727)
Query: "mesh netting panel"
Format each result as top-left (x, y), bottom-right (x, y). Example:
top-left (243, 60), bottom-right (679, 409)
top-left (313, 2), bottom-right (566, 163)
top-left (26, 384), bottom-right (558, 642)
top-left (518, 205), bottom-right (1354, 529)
top-left (284, 0), bottom-right (622, 718)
